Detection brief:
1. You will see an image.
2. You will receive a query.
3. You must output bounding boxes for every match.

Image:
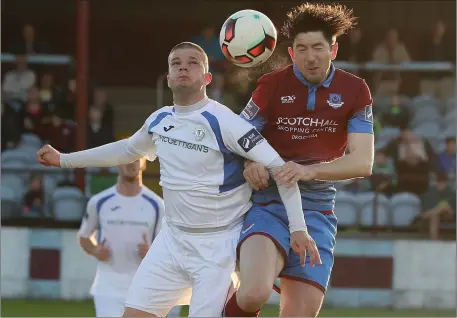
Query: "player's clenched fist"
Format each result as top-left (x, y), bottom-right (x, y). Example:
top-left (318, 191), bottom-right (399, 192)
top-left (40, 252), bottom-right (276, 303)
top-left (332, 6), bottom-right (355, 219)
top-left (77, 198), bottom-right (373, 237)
top-left (36, 144), bottom-right (61, 167)
top-left (93, 239), bottom-right (111, 262)
top-left (243, 160), bottom-right (269, 191)
top-left (290, 230), bottom-right (322, 267)
top-left (274, 161), bottom-right (317, 187)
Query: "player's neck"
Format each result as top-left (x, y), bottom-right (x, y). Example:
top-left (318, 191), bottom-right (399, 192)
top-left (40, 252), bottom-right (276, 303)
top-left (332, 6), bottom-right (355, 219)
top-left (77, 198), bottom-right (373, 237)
top-left (116, 179), bottom-right (143, 197)
top-left (173, 90), bottom-right (206, 107)
top-left (173, 95), bottom-right (209, 113)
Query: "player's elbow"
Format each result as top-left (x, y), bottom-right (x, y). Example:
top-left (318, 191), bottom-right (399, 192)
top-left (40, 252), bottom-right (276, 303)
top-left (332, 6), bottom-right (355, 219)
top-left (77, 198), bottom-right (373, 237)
top-left (358, 161), bottom-right (373, 177)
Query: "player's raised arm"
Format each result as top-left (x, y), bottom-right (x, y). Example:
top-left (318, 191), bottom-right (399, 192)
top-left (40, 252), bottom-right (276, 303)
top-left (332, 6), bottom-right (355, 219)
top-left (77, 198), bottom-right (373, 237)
top-left (36, 115), bottom-right (157, 169)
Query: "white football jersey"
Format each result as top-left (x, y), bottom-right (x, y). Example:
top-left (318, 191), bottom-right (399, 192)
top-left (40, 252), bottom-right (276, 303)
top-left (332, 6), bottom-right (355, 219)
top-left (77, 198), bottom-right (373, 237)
top-left (129, 98), bottom-right (279, 228)
top-left (79, 185), bottom-right (164, 298)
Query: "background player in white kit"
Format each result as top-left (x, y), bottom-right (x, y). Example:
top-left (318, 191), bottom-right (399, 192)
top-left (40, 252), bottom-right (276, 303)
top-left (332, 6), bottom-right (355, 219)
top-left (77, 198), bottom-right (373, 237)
top-left (37, 42), bottom-right (320, 317)
top-left (78, 159), bottom-right (164, 317)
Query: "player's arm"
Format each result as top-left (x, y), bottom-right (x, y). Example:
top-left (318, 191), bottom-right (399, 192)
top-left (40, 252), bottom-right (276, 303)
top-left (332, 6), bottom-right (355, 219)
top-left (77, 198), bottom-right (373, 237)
top-left (239, 74), bottom-right (276, 187)
top-left (58, 116), bottom-right (158, 168)
top-left (78, 198), bottom-right (100, 255)
top-left (223, 118), bottom-right (306, 233)
top-left (222, 118), bottom-right (322, 265)
top-left (309, 81), bottom-right (374, 181)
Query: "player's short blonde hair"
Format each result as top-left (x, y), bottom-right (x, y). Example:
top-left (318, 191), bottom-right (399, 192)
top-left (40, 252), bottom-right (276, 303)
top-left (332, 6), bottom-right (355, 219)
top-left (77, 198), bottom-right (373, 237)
top-left (168, 42), bottom-right (209, 72)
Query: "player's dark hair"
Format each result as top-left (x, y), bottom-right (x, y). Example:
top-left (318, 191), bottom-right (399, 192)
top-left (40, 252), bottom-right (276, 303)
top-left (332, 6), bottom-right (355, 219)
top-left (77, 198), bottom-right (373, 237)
top-left (168, 42), bottom-right (209, 72)
top-left (282, 3), bottom-right (357, 45)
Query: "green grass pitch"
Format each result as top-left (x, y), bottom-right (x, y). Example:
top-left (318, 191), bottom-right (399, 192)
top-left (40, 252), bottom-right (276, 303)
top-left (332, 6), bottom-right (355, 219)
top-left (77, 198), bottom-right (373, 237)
top-left (1, 299), bottom-right (455, 317)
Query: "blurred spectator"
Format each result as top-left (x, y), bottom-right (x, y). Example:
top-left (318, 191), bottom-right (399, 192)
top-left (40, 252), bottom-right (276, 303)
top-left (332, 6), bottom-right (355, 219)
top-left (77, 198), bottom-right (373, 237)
top-left (39, 73), bottom-right (63, 105)
top-left (370, 150), bottom-right (396, 196)
top-left (2, 55), bottom-right (37, 103)
top-left (21, 87), bottom-right (44, 136)
top-left (338, 26), bottom-right (370, 63)
top-left (23, 175), bottom-right (45, 218)
top-left (1, 101), bottom-right (22, 150)
top-left (9, 24), bottom-right (48, 55)
top-left (419, 173), bottom-right (456, 240)
top-left (61, 78), bottom-right (76, 121)
top-left (193, 25), bottom-right (226, 71)
top-left (372, 29), bottom-right (411, 96)
top-left (87, 107), bottom-right (114, 148)
top-left (379, 94), bottom-right (411, 128)
top-left (41, 109), bottom-right (75, 153)
top-left (420, 21), bottom-right (454, 62)
top-left (436, 137), bottom-right (456, 182)
top-left (91, 88), bottom-right (114, 130)
top-left (208, 73), bottom-right (238, 112)
top-left (384, 124), bottom-right (434, 196)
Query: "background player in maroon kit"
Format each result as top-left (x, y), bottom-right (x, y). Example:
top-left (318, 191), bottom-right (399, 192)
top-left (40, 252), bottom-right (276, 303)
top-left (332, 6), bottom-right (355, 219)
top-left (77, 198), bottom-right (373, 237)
top-left (224, 3), bottom-right (374, 317)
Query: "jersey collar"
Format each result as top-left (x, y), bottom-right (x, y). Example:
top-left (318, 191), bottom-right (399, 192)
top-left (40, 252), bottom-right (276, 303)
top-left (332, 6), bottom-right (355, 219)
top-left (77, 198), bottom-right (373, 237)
top-left (173, 97), bottom-right (210, 113)
top-left (293, 63), bottom-right (335, 88)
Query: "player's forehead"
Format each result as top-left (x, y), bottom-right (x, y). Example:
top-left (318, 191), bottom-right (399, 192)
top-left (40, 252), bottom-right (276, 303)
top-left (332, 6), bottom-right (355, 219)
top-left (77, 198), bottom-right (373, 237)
top-left (168, 48), bottom-right (204, 64)
top-left (293, 31), bottom-right (329, 47)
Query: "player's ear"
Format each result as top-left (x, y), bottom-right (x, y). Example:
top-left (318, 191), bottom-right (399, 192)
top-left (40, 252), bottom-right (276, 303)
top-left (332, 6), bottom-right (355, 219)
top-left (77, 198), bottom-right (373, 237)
top-left (288, 47), bottom-right (295, 62)
top-left (331, 42), bottom-right (338, 61)
top-left (204, 72), bottom-right (212, 86)
top-left (166, 74), bottom-right (171, 88)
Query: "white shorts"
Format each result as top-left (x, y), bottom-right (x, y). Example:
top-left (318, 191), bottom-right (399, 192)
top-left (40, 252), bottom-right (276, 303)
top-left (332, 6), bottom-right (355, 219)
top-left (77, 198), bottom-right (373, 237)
top-left (125, 220), bottom-right (241, 317)
top-left (93, 295), bottom-right (125, 317)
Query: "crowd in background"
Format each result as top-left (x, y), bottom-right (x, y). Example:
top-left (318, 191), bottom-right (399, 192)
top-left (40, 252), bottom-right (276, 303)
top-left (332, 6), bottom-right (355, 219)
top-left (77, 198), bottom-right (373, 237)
top-left (1, 21), bottom-right (456, 240)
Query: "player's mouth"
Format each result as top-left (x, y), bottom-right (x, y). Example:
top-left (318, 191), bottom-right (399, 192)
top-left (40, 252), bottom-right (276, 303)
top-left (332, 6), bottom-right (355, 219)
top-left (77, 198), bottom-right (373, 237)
top-left (178, 75), bottom-right (190, 80)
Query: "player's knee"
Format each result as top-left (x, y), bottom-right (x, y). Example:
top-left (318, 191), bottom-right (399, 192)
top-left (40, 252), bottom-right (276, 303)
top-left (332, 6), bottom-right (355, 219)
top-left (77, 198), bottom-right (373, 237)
top-left (123, 307), bottom-right (157, 317)
top-left (238, 284), bottom-right (272, 311)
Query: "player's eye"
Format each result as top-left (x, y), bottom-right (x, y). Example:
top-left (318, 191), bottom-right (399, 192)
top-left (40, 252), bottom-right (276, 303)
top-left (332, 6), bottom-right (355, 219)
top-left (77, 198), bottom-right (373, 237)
top-left (171, 62), bottom-right (179, 66)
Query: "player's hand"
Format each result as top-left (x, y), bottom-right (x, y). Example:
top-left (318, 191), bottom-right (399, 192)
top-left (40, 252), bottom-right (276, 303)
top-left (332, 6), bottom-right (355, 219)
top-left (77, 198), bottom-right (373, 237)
top-left (290, 231), bottom-right (322, 267)
top-left (93, 239), bottom-right (111, 262)
top-left (36, 144), bottom-right (61, 167)
top-left (274, 162), bottom-right (316, 187)
top-left (137, 233), bottom-right (150, 259)
top-left (243, 161), bottom-right (269, 191)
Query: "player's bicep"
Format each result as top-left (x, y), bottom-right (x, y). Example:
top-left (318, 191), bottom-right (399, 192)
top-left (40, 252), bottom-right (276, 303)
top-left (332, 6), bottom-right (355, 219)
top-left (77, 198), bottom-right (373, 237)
top-left (224, 121), bottom-right (279, 167)
top-left (79, 200), bottom-right (99, 238)
top-left (347, 133), bottom-right (374, 161)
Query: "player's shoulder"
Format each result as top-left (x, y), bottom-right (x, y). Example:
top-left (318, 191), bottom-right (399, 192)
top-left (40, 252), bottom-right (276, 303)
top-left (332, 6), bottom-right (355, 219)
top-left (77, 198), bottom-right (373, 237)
top-left (333, 68), bottom-right (368, 88)
top-left (257, 64), bottom-right (294, 84)
top-left (87, 186), bottom-right (117, 209)
top-left (202, 99), bottom-right (241, 123)
top-left (144, 106), bottom-right (174, 125)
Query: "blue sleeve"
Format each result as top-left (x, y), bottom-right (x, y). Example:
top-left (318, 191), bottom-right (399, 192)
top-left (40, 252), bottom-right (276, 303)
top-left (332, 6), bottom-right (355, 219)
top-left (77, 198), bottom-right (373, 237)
top-left (347, 106), bottom-right (374, 134)
top-left (240, 112), bottom-right (267, 132)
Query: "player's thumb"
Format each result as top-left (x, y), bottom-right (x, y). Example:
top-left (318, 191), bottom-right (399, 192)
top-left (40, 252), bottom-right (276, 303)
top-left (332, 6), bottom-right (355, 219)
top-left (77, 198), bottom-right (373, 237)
top-left (100, 238), bottom-right (107, 247)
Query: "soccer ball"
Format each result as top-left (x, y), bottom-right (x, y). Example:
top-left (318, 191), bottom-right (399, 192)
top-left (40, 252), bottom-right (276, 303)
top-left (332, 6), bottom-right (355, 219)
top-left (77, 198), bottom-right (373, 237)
top-left (219, 10), bottom-right (277, 68)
